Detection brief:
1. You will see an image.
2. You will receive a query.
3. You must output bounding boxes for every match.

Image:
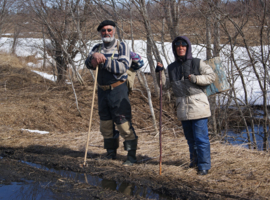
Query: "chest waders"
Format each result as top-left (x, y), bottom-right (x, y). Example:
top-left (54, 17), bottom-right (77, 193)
top-left (97, 43), bottom-right (138, 166)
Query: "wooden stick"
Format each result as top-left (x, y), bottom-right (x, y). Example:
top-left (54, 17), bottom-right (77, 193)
top-left (83, 66), bottom-right (99, 166)
top-left (159, 71), bottom-right (162, 175)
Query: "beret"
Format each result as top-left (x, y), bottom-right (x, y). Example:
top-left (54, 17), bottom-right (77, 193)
top-left (97, 20), bottom-right (116, 31)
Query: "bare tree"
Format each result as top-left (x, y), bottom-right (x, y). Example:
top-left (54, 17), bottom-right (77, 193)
top-left (213, 0), bottom-right (220, 57)
top-left (0, 0), bottom-right (14, 37)
top-left (92, 0), bottom-right (124, 41)
top-left (11, 23), bottom-right (21, 55)
top-left (25, 0), bottom-right (94, 84)
top-left (216, 0), bottom-right (269, 150)
top-left (131, 0), bottom-right (166, 96)
top-left (161, 0), bottom-right (181, 40)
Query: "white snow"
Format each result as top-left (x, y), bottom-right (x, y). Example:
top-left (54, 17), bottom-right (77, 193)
top-left (1, 33), bottom-right (12, 36)
top-left (22, 129), bottom-right (49, 134)
top-left (32, 70), bottom-right (56, 82)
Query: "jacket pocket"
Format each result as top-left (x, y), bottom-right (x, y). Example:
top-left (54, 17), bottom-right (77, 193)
top-left (194, 97), bottom-right (208, 106)
top-left (190, 93), bottom-right (209, 107)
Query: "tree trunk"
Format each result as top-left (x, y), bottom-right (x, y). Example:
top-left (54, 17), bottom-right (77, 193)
top-left (163, 0), bottom-right (180, 40)
top-left (11, 26), bottom-right (20, 55)
top-left (161, 18), bottom-right (170, 66)
top-left (205, 6), bottom-right (217, 136)
top-left (55, 42), bottom-right (66, 83)
top-left (147, 36), bottom-right (159, 96)
top-left (132, 0), bottom-right (164, 96)
top-left (42, 25), bottom-right (47, 69)
top-left (141, 72), bottom-right (159, 135)
top-left (206, 15), bottom-right (212, 59)
top-left (213, 0), bottom-right (220, 57)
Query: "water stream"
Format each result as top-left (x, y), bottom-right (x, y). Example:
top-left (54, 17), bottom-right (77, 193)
top-left (0, 157), bottom-right (170, 200)
top-left (0, 180), bottom-right (55, 200)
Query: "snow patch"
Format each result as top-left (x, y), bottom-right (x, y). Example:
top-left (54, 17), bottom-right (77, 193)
top-left (32, 70), bottom-right (56, 82)
top-left (22, 129), bottom-right (49, 134)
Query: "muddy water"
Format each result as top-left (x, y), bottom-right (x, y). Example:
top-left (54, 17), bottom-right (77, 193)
top-left (0, 180), bottom-right (55, 200)
top-left (1, 157), bottom-right (170, 200)
top-left (224, 125), bottom-right (270, 150)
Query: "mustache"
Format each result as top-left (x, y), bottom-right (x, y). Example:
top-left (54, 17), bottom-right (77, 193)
top-left (103, 34), bottom-right (111, 37)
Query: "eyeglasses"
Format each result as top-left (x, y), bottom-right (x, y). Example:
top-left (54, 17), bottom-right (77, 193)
top-left (101, 28), bottom-right (113, 33)
top-left (175, 41), bottom-right (188, 46)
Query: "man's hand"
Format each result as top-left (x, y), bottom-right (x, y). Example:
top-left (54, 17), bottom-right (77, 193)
top-left (188, 74), bottom-right (197, 84)
top-left (156, 62), bottom-right (164, 72)
top-left (91, 52), bottom-right (107, 68)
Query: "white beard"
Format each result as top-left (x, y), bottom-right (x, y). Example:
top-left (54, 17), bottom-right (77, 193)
top-left (102, 35), bottom-right (115, 43)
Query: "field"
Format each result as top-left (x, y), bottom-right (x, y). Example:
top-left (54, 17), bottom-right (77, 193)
top-left (0, 54), bottom-right (270, 199)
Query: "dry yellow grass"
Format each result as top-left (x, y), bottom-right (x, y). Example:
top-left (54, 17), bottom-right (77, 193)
top-left (0, 52), bottom-right (26, 68)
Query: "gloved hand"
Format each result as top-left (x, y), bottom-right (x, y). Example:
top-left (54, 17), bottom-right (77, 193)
top-left (188, 74), bottom-right (197, 84)
top-left (155, 62), bottom-right (164, 72)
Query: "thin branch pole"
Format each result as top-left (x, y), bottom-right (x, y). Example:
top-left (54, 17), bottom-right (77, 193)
top-left (84, 67), bottom-right (99, 166)
top-left (159, 71), bottom-right (162, 175)
top-left (161, 18), bottom-right (169, 66)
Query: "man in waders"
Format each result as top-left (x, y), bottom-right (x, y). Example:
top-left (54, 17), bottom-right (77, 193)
top-left (85, 20), bottom-right (138, 166)
top-left (156, 36), bottom-right (215, 175)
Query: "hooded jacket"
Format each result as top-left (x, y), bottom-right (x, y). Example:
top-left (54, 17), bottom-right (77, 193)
top-left (157, 36), bottom-right (215, 121)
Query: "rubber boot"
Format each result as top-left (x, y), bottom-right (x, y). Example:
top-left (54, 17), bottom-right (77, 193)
top-left (102, 137), bottom-right (119, 160)
top-left (122, 138), bottom-right (137, 166)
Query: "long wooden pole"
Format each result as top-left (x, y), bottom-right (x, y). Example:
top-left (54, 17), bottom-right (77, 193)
top-left (159, 71), bottom-right (162, 175)
top-left (83, 67), bottom-right (99, 166)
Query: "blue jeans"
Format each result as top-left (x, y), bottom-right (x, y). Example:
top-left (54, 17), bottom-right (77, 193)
top-left (182, 118), bottom-right (211, 171)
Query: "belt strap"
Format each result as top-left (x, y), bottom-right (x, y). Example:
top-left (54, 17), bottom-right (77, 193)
top-left (98, 80), bottom-right (126, 91)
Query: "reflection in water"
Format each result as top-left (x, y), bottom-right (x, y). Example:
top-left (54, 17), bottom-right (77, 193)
top-left (224, 125), bottom-right (270, 150)
top-left (100, 179), bottom-right (168, 199)
top-left (102, 179), bottom-right (117, 191)
top-left (118, 181), bottom-right (133, 196)
top-left (101, 179), bottom-right (134, 196)
top-left (9, 160), bottom-right (170, 200)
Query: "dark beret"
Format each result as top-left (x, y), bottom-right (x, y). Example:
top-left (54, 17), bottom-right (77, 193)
top-left (97, 20), bottom-right (116, 31)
